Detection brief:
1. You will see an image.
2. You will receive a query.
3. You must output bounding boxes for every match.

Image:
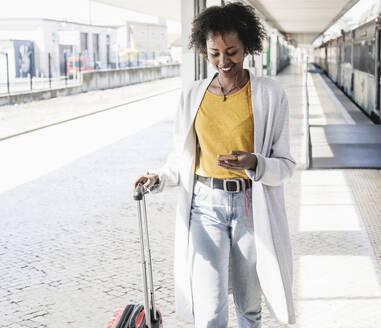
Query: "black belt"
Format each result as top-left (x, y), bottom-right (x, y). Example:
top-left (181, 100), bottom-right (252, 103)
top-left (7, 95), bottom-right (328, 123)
top-left (195, 175), bottom-right (252, 193)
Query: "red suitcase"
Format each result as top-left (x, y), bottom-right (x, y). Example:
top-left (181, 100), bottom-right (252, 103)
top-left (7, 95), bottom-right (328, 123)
top-left (106, 183), bottom-right (163, 328)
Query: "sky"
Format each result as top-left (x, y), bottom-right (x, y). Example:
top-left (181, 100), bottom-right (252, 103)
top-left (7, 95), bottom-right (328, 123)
top-left (0, 0), bottom-right (182, 34)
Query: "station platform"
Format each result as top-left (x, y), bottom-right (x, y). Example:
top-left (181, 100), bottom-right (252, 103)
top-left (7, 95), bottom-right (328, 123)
top-left (0, 64), bottom-right (381, 328)
top-left (307, 71), bottom-right (381, 169)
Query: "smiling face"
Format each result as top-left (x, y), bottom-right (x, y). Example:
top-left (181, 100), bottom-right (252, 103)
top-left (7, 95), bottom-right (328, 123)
top-left (206, 31), bottom-right (246, 77)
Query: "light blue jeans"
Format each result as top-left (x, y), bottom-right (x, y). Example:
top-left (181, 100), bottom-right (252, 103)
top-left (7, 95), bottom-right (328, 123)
top-left (188, 179), bottom-right (262, 328)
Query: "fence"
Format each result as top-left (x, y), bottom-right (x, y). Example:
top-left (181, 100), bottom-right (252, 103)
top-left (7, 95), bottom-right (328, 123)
top-left (0, 50), bottom-right (178, 95)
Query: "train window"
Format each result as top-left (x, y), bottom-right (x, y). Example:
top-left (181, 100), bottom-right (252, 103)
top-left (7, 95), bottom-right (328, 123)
top-left (368, 40), bottom-right (375, 75)
top-left (344, 45), bottom-right (351, 63)
top-left (327, 45), bottom-right (338, 64)
top-left (353, 43), bottom-right (361, 70)
top-left (353, 40), bottom-right (375, 75)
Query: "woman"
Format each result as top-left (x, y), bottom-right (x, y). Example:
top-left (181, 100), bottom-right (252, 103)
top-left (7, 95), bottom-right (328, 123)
top-left (132, 3), bottom-right (296, 327)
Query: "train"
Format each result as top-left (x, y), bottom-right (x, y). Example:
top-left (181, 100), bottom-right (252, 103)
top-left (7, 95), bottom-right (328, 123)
top-left (313, 6), bottom-right (381, 123)
top-left (276, 36), bottom-right (290, 74)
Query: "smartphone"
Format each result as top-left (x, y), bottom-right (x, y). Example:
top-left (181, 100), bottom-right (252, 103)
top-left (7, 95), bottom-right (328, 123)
top-left (217, 154), bottom-right (238, 161)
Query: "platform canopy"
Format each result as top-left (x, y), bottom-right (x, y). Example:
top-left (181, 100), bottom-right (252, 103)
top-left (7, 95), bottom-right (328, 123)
top-left (246, 0), bottom-right (360, 44)
top-left (93, 0), bottom-right (359, 44)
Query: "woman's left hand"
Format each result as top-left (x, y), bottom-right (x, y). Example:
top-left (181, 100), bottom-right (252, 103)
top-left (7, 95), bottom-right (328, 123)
top-left (216, 150), bottom-right (257, 171)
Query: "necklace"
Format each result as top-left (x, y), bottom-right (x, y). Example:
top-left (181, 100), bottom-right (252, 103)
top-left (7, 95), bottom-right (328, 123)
top-left (216, 71), bottom-right (245, 101)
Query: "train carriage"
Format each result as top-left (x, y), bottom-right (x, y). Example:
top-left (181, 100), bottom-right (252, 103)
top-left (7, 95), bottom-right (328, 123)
top-left (327, 38), bottom-right (339, 83)
top-left (339, 30), bottom-right (354, 97)
top-left (316, 43), bottom-right (328, 72)
top-left (314, 15), bottom-right (380, 122)
top-left (336, 35), bottom-right (344, 88)
top-left (276, 36), bottom-right (290, 73)
top-left (352, 20), bottom-right (377, 117)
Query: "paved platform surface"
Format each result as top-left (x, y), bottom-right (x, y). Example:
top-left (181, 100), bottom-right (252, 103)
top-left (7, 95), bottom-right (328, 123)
top-left (310, 124), bottom-right (381, 168)
top-left (308, 71), bottom-right (381, 169)
top-left (1, 67), bottom-right (381, 328)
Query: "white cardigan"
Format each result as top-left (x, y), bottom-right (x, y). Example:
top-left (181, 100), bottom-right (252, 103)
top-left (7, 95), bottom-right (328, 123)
top-left (149, 69), bottom-right (296, 324)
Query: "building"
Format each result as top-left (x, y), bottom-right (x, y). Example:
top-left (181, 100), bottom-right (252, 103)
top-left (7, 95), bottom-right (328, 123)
top-left (0, 18), bottom-right (118, 80)
top-left (116, 21), bottom-right (169, 66)
top-left (168, 33), bottom-right (182, 64)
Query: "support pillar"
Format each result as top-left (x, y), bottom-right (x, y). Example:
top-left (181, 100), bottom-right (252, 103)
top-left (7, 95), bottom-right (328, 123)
top-left (181, 0), bottom-right (208, 85)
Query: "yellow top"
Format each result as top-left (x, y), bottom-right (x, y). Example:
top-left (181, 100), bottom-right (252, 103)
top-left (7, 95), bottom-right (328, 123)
top-left (194, 80), bottom-right (254, 179)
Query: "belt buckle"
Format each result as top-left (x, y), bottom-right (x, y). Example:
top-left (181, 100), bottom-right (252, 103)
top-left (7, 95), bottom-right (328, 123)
top-left (223, 179), bottom-right (240, 193)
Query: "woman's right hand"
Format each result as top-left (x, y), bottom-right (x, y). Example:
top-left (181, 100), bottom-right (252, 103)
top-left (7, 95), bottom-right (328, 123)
top-left (132, 173), bottom-right (159, 195)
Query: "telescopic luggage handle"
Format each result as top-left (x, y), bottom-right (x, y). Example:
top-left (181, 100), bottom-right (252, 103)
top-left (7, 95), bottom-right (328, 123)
top-left (134, 182), bottom-right (158, 328)
top-left (133, 183), bottom-right (144, 201)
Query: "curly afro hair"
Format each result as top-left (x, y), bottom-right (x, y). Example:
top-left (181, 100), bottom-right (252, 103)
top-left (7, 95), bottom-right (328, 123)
top-left (189, 2), bottom-right (267, 56)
